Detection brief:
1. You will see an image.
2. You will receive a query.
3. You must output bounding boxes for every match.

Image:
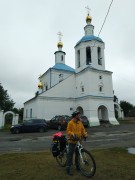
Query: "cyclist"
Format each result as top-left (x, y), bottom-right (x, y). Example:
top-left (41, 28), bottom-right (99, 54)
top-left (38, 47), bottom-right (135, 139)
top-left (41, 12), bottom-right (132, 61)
top-left (66, 110), bottom-right (88, 176)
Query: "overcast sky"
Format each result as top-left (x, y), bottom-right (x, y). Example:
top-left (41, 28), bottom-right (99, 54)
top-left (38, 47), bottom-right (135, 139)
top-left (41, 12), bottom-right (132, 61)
top-left (0, 0), bottom-right (135, 108)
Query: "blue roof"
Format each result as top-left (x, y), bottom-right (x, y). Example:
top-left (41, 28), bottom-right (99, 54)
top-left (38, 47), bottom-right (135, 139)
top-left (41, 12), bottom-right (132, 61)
top-left (75, 35), bottom-right (103, 47)
top-left (52, 63), bottom-right (75, 72)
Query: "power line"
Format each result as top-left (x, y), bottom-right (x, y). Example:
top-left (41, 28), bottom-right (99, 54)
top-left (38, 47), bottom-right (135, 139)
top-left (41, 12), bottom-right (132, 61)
top-left (98, 0), bottom-right (114, 37)
top-left (91, 0), bottom-right (114, 51)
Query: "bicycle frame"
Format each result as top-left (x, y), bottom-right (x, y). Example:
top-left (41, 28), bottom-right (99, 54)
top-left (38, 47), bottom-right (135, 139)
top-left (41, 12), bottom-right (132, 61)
top-left (75, 140), bottom-right (87, 164)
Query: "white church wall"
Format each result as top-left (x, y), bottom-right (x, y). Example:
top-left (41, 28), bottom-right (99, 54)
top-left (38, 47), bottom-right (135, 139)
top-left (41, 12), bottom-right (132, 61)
top-left (75, 69), bottom-right (113, 99)
top-left (51, 69), bottom-right (73, 87)
top-left (35, 98), bottom-right (75, 120)
top-left (23, 98), bottom-right (38, 120)
top-left (39, 74), bottom-right (76, 98)
top-left (75, 70), bottom-right (90, 97)
top-left (88, 70), bottom-right (113, 97)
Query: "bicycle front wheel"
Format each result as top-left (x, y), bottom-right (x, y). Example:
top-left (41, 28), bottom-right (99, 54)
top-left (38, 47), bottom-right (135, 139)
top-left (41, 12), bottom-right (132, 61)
top-left (78, 149), bottom-right (96, 178)
top-left (56, 149), bottom-right (67, 167)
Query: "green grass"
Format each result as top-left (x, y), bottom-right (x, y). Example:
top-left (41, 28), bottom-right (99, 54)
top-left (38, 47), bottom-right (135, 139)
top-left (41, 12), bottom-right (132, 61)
top-left (0, 148), bottom-right (134, 180)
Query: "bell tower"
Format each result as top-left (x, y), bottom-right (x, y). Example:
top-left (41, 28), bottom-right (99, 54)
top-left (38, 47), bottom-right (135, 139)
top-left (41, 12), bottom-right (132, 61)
top-left (54, 32), bottom-right (66, 64)
top-left (75, 7), bottom-right (105, 73)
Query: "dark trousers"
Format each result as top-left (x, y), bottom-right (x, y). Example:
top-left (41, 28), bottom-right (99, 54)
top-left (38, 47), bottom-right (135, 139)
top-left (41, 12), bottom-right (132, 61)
top-left (66, 143), bottom-right (79, 168)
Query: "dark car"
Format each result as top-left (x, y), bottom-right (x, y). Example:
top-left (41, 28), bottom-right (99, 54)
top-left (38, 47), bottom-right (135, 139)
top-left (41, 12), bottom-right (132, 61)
top-left (80, 115), bottom-right (89, 127)
top-left (47, 115), bottom-right (70, 130)
top-left (10, 119), bottom-right (48, 134)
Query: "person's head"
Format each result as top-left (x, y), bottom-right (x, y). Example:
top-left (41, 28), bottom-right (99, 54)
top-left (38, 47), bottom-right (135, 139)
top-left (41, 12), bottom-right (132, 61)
top-left (72, 111), bottom-right (81, 121)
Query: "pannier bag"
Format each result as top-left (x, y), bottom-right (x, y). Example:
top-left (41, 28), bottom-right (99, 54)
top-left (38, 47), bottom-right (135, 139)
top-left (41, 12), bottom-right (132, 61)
top-left (51, 132), bottom-right (67, 157)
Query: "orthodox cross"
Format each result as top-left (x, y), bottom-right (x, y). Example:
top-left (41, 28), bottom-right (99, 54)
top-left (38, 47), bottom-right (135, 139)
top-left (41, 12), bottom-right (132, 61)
top-left (85, 5), bottom-right (91, 15)
top-left (57, 31), bottom-right (63, 42)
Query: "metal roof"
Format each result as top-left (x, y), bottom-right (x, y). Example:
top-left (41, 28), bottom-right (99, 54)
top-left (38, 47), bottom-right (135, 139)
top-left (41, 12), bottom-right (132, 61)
top-left (75, 35), bottom-right (103, 47)
top-left (52, 63), bottom-right (75, 72)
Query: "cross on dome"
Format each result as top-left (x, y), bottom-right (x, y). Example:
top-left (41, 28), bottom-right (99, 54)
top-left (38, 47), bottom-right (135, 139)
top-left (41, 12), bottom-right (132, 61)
top-left (57, 31), bottom-right (63, 42)
top-left (85, 5), bottom-right (91, 15)
top-left (57, 31), bottom-right (63, 48)
top-left (85, 5), bottom-right (92, 24)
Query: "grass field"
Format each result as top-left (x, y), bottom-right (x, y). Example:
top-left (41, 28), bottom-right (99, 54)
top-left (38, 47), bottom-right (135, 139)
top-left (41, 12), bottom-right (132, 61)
top-left (0, 147), bottom-right (134, 180)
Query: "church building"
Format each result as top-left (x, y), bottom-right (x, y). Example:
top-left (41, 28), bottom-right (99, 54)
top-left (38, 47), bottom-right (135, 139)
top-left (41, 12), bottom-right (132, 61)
top-left (23, 12), bottom-right (119, 126)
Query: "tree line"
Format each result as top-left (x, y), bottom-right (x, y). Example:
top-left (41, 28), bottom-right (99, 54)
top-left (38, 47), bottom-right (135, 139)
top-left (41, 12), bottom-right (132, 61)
top-left (0, 83), bottom-right (23, 122)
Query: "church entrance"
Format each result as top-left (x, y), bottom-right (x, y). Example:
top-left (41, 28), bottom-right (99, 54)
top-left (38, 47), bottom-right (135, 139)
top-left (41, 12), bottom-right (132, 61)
top-left (98, 105), bottom-right (109, 124)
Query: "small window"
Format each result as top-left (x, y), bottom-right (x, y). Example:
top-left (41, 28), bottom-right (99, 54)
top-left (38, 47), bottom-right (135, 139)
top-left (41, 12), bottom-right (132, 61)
top-left (30, 108), bottom-right (32, 118)
top-left (46, 85), bottom-right (48, 90)
top-left (59, 74), bottom-right (63, 82)
top-left (82, 86), bottom-right (84, 92)
top-left (77, 50), bottom-right (80, 68)
top-left (99, 75), bottom-right (102, 79)
top-left (45, 83), bottom-right (48, 90)
top-left (99, 85), bottom-right (103, 92)
top-left (99, 86), bottom-right (102, 92)
top-left (26, 109), bottom-right (28, 118)
top-left (61, 55), bottom-right (63, 61)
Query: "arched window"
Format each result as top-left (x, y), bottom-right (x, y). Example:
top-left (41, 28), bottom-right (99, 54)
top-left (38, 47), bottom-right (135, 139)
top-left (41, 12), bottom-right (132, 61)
top-left (45, 83), bottom-right (48, 91)
top-left (61, 55), bottom-right (63, 61)
top-left (86, 47), bottom-right (91, 65)
top-left (26, 109), bottom-right (28, 118)
top-left (30, 108), bottom-right (32, 118)
top-left (59, 74), bottom-right (63, 82)
top-left (98, 82), bottom-right (104, 93)
top-left (98, 47), bottom-right (102, 65)
top-left (77, 50), bottom-right (80, 67)
top-left (80, 82), bottom-right (84, 93)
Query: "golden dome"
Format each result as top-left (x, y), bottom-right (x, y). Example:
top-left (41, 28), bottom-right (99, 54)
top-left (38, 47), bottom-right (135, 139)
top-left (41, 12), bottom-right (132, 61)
top-left (86, 14), bottom-right (92, 23)
top-left (57, 41), bottom-right (63, 48)
top-left (38, 81), bottom-right (43, 89)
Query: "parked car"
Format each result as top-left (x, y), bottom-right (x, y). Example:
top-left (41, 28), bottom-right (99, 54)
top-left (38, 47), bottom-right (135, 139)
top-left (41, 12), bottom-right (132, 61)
top-left (47, 115), bottom-right (70, 130)
top-left (10, 119), bottom-right (48, 134)
top-left (80, 115), bottom-right (89, 127)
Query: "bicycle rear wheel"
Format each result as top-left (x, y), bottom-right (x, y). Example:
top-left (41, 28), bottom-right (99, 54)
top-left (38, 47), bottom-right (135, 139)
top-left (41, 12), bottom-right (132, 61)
top-left (78, 149), bottom-right (96, 178)
top-left (56, 149), bottom-right (67, 167)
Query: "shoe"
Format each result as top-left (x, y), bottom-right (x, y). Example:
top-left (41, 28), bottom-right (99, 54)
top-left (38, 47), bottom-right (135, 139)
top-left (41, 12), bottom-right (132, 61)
top-left (66, 167), bottom-right (73, 176)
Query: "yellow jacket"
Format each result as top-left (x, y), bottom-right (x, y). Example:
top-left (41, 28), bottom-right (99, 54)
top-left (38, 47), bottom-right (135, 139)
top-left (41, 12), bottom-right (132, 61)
top-left (66, 118), bottom-right (87, 144)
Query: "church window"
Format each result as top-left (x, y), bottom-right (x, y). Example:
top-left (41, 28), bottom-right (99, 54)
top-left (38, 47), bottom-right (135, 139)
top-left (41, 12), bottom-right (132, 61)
top-left (99, 85), bottom-right (103, 92)
top-left (45, 83), bottom-right (48, 91)
top-left (80, 82), bottom-right (84, 92)
top-left (59, 74), bottom-right (63, 82)
top-left (30, 108), bottom-right (32, 118)
top-left (99, 75), bottom-right (102, 79)
top-left (99, 86), bottom-right (102, 92)
top-left (26, 109), bottom-right (28, 118)
top-left (98, 47), bottom-right (102, 65)
top-left (77, 50), bottom-right (80, 67)
top-left (86, 47), bottom-right (91, 65)
top-left (61, 55), bottom-right (63, 61)
top-left (82, 86), bottom-right (84, 92)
